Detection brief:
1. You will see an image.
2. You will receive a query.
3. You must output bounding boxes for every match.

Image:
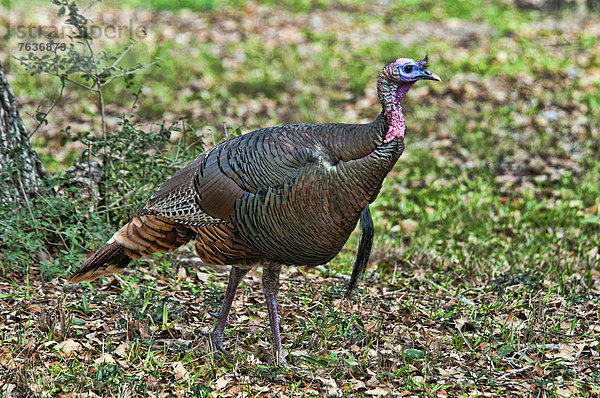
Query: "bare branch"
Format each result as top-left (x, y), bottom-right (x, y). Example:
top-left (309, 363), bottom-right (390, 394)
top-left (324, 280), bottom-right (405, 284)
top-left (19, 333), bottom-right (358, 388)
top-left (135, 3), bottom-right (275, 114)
top-left (110, 33), bottom-right (148, 70)
top-left (100, 59), bottom-right (161, 87)
top-left (29, 80), bottom-right (66, 138)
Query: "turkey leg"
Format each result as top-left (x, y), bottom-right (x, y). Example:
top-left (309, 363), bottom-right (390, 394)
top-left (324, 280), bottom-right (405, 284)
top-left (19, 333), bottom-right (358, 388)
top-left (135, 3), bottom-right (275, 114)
top-left (202, 266), bottom-right (249, 355)
top-left (262, 262), bottom-right (287, 366)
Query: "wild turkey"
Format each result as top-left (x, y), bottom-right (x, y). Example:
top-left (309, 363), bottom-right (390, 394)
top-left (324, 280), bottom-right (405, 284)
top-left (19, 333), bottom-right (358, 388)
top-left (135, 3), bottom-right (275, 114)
top-left (69, 56), bottom-right (440, 366)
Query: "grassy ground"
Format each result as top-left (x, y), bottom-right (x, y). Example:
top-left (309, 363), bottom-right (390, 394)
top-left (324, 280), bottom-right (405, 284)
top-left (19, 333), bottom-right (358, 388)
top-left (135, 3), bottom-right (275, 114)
top-left (1, 0), bottom-right (600, 396)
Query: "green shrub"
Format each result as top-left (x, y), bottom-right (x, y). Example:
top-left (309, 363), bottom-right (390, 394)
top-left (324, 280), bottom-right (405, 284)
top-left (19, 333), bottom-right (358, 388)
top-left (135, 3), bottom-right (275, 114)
top-left (0, 119), bottom-right (203, 279)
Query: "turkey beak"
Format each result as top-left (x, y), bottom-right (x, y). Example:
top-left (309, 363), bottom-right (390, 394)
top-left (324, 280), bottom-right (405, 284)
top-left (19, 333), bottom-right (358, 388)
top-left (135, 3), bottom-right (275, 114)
top-left (416, 68), bottom-right (441, 82)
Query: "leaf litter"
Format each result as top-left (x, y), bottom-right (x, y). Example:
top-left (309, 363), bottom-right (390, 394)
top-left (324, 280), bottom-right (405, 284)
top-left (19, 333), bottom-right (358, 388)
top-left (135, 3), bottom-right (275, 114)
top-left (1, 0), bottom-right (599, 397)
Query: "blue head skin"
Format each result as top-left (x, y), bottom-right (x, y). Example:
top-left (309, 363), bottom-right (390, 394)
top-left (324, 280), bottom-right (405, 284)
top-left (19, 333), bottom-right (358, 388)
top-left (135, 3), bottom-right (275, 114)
top-left (390, 56), bottom-right (441, 83)
top-left (377, 56), bottom-right (440, 142)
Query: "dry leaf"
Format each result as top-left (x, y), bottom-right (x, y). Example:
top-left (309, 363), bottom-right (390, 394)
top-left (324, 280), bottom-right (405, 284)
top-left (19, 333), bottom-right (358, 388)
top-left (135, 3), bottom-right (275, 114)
top-left (94, 353), bottom-right (116, 365)
top-left (129, 320), bottom-right (150, 339)
top-left (114, 342), bottom-right (131, 358)
top-left (196, 271), bottom-right (209, 282)
top-left (552, 343), bottom-right (578, 361)
top-left (56, 339), bottom-right (82, 356)
top-left (319, 378), bottom-right (337, 389)
top-left (214, 376), bottom-right (229, 390)
top-left (365, 387), bottom-right (389, 396)
top-left (366, 377), bottom-right (379, 387)
top-left (364, 321), bottom-right (377, 333)
top-left (351, 380), bottom-right (366, 391)
top-left (2, 384), bottom-right (16, 397)
top-left (438, 367), bottom-right (461, 376)
top-left (173, 361), bottom-right (189, 382)
top-left (26, 304), bottom-right (42, 313)
top-left (0, 349), bottom-right (16, 370)
top-left (146, 375), bottom-right (160, 391)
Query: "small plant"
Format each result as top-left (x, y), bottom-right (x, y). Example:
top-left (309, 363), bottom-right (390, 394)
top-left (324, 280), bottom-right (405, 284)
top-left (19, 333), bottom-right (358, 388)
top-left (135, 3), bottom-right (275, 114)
top-left (79, 118), bottom-right (204, 226)
top-left (15, 0), bottom-right (159, 141)
top-left (1, 0), bottom-right (205, 277)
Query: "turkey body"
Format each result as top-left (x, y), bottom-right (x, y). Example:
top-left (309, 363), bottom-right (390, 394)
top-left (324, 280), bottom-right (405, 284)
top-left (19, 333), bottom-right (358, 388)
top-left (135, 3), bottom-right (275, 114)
top-left (145, 116), bottom-right (402, 268)
top-left (69, 57), bottom-right (439, 366)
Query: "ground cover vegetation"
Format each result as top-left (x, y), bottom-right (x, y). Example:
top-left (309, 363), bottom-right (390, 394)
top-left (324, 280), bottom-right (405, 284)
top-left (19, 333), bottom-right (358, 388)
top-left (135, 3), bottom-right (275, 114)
top-left (0, 0), bottom-right (599, 396)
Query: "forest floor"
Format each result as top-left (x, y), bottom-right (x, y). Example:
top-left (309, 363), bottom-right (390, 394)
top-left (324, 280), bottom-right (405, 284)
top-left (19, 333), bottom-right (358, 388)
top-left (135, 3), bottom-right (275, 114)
top-left (1, 0), bottom-right (600, 397)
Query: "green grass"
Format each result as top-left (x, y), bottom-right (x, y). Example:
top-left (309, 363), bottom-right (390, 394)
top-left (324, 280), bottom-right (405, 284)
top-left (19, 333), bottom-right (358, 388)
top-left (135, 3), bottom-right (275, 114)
top-left (1, 0), bottom-right (599, 396)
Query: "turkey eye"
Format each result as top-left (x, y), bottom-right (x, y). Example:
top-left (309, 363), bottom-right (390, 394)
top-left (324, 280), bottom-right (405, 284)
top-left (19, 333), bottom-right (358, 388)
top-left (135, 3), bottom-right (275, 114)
top-left (403, 65), bottom-right (414, 73)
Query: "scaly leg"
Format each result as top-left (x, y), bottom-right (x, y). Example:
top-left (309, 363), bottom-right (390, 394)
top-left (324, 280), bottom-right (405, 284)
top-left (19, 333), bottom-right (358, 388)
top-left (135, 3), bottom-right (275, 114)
top-left (201, 266), bottom-right (249, 355)
top-left (262, 262), bottom-right (288, 366)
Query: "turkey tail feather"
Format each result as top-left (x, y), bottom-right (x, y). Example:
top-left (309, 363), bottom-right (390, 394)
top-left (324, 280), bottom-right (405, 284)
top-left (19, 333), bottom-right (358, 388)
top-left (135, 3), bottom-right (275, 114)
top-left (346, 205), bottom-right (374, 297)
top-left (68, 214), bottom-right (194, 283)
top-left (68, 242), bottom-right (131, 283)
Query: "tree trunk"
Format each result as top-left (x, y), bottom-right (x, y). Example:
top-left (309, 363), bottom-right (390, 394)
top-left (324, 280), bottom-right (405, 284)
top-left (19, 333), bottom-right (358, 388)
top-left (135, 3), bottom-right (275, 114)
top-left (0, 61), bottom-right (52, 205)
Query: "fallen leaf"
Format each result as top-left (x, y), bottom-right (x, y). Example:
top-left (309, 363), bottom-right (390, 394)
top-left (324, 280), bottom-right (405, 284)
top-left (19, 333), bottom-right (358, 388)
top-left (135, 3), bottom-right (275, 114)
top-left (196, 271), bottom-right (209, 282)
top-left (366, 377), bottom-right (379, 387)
top-left (114, 342), bottom-right (130, 358)
top-left (2, 384), bottom-right (16, 397)
top-left (351, 380), bottom-right (366, 391)
top-left (366, 387), bottom-right (389, 396)
top-left (438, 367), bottom-right (461, 376)
top-left (0, 349), bottom-right (16, 369)
top-left (552, 343), bottom-right (578, 361)
top-left (173, 361), bottom-right (189, 382)
top-left (26, 304), bottom-right (41, 313)
top-left (94, 353), bottom-right (116, 365)
top-left (56, 339), bottom-right (82, 356)
top-left (364, 321), bottom-right (377, 333)
top-left (214, 376), bottom-right (228, 390)
top-left (146, 374), bottom-right (160, 391)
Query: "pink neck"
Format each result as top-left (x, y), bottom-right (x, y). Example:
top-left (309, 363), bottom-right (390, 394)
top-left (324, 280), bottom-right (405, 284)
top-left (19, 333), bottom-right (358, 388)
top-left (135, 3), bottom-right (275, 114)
top-left (383, 82), bottom-right (413, 143)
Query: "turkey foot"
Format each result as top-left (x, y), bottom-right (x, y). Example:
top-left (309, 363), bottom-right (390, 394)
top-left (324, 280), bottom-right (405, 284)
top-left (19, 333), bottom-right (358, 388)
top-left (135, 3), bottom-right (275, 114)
top-left (199, 329), bottom-right (228, 357)
top-left (201, 266), bottom-right (249, 358)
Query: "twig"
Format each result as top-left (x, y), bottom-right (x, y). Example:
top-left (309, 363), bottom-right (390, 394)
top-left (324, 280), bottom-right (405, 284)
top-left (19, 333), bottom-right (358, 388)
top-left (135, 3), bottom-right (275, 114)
top-left (29, 79), bottom-right (65, 138)
top-left (95, 79), bottom-right (110, 223)
top-left (100, 60), bottom-right (161, 87)
top-left (128, 89), bottom-right (141, 117)
top-left (315, 265), bottom-right (351, 281)
top-left (81, 0), bottom-right (101, 14)
top-left (486, 354), bottom-right (495, 370)
top-left (457, 326), bottom-right (475, 353)
top-left (514, 343), bottom-right (560, 358)
top-left (497, 365), bottom-right (533, 380)
top-left (457, 295), bottom-right (476, 306)
top-left (110, 33), bottom-right (148, 70)
top-left (107, 189), bottom-right (135, 209)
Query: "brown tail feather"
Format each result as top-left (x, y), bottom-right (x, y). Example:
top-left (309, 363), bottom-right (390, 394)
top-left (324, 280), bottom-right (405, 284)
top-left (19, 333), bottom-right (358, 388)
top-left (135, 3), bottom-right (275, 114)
top-left (68, 214), bottom-right (194, 283)
top-left (68, 242), bottom-right (131, 283)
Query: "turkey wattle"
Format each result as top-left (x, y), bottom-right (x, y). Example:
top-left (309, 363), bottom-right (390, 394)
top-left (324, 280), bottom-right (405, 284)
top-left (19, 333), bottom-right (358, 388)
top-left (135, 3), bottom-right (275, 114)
top-left (68, 56), bottom-right (440, 366)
